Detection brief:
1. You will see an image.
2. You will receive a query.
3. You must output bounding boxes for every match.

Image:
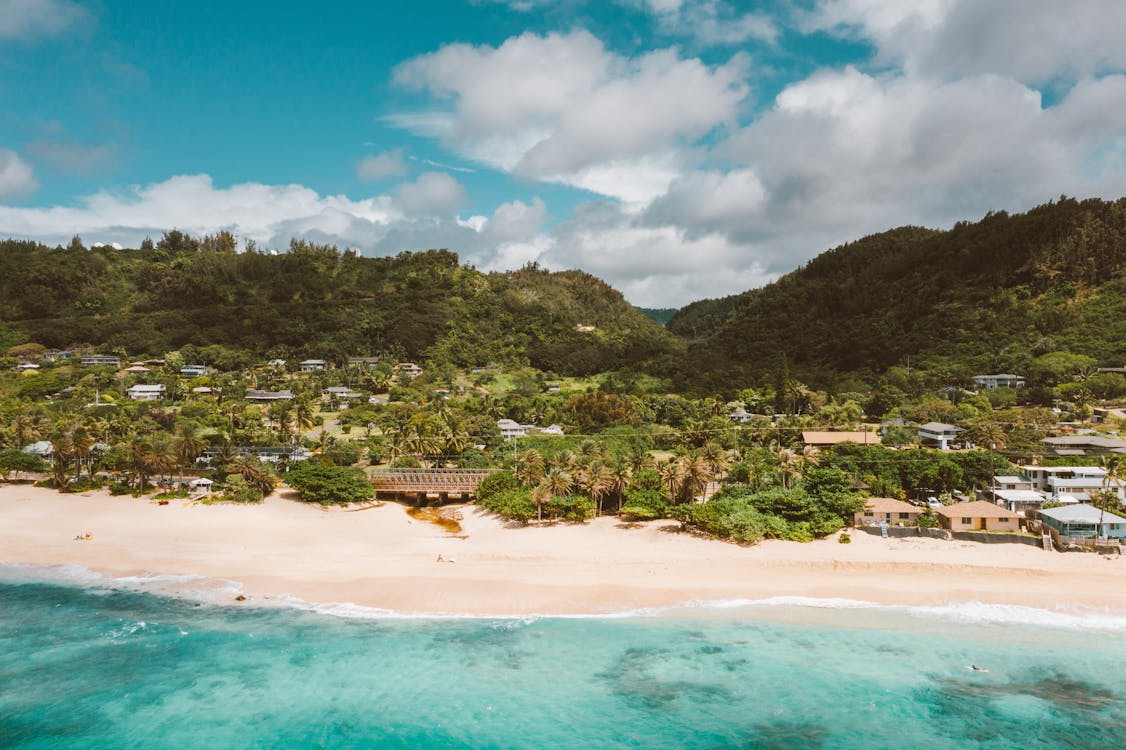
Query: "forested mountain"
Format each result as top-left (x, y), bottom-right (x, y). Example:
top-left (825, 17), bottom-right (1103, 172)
top-left (0, 236), bottom-right (680, 375)
top-left (673, 197), bottom-right (1126, 393)
top-left (635, 307), bottom-right (678, 326)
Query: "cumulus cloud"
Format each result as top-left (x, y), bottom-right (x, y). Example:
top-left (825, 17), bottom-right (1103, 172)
top-left (391, 172), bottom-right (468, 217)
top-left (806, 0), bottom-right (1126, 83)
top-left (391, 30), bottom-right (748, 202)
top-left (356, 149), bottom-right (407, 181)
top-left (0, 0), bottom-right (91, 41)
top-left (0, 149), bottom-right (38, 200)
top-left (642, 0), bottom-right (777, 46)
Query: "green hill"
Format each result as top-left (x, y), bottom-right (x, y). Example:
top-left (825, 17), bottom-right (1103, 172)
top-left (635, 307), bottom-right (679, 326)
top-left (674, 197), bottom-right (1126, 392)
top-left (0, 236), bottom-right (680, 375)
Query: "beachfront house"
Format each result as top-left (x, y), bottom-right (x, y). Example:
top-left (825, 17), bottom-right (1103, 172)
top-left (180, 365), bottom-right (208, 378)
top-left (299, 359), bottom-right (326, 372)
top-left (1042, 435), bottom-right (1126, 457)
top-left (972, 374), bottom-right (1025, 390)
top-left (126, 384), bottom-right (166, 401)
top-left (917, 422), bottom-right (963, 450)
top-left (935, 501), bottom-right (1020, 532)
top-left (801, 431), bottom-right (881, 449)
top-left (984, 489), bottom-right (1052, 515)
top-left (854, 498), bottom-right (922, 527)
top-left (1019, 465), bottom-right (1124, 503)
top-left (1037, 504), bottom-right (1126, 540)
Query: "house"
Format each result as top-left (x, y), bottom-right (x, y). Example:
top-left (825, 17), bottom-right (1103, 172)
top-left (984, 489), bottom-right (1051, 515)
top-left (1019, 465), bottom-right (1124, 502)
top-left (395, 362), bottom-right (423, 378)
top-left (199, 446), bottom-right (312, 464)
top-left (801, 431), bottom-right (881, 449)
top-left (244, 389), bottom-right (294, 402)
top-left (972, 374), bottom-right (1026, 389)
top-left (574, 324), bottom-right (596, 332)
top-left (1042, 435), bottom-right (1126, 457)
top-left (126, 384), bottom-right (166, 401)
top-left (321, 386), bottom-right (364, 405)
top-left (854, 497), bottom-right (922, 527)
top-left (347, 357), bottom-right (381, 366)
top-left (299, 359), bottom-right (326, 372)
top-left (729, 409), bottom-right (754, 423)
top-left (538, 424), bottom-right (565, 436)
top-left (190, 386), bottom-right (213, 395)
top-left (188, 478), bottom-right (214, 494)
top-left (180, 365), bottom-right (208, 378)
top-left (992, 475), bottom-right (1035, 491)
top-left (22, 440), bottom-right (53, 458)
top-left (267, 358), bottom-right (287, 368)
top-left (498, 419), bottom-right (530, 441)
top-left (16, 363), bottom-right (39, 372)
top-left (80, 355), bottom-right (120, 367)
top-left (935, 500), bottom-right (1020, 532)
top-left (123, 365), bottom-right (150, 374)
top-left (1037, 504), bottom-right (1126, 540)
top-left (917, 422), bottom-right (963, 450)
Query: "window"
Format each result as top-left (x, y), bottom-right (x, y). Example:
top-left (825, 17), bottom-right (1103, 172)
top-left (961, 517), bottom-right (972, 525)
top-left (899, 513), bottom-right (910, 519)
top-left (999, 517), bottom-right (1008, 522)
top-left (864, 512), bottom-right (873, 517)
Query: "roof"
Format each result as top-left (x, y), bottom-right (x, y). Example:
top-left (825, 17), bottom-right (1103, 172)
top-left (128, 384), bottom-right (165, 392)
top-left (993, 490), bottom-right (1046, 503)
top-left (1044, 435), bottom-right (1126, 449)
top-left (935, 500), bottom-right (1015, 519)
top-left (801, 431), bottom-right (881, 445)
top-left (919, 422), bottom-right (961, 432)
top-left (1039, 504), bottom-right (1126, 524)
top-left (993, 476), bottom-right (1028, 484)
top-left (862, 497), bottom-right (920, 514)
top-left (973, 373), bottom-right (1023, 379)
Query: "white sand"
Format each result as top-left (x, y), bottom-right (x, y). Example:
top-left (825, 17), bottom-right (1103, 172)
top-left (3, 485), bottom-right (1126, 615)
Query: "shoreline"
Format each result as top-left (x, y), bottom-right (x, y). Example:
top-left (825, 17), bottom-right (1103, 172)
top-left (3, 485), bottom-right (1126, 621)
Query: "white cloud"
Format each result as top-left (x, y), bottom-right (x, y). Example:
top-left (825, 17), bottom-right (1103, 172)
top-left (0, 149), bottom-right (38, 199)
top-left (356, 149), bottom-right (407, 181)
top-left (0, 0), bottom-right (90, 41)
top-left (643, 0), bottom-right (777, 46)
top-left (391, 31), bottom-right (748, 202)
top-left (806, 0), bottom-right (1126, 83)
top-left (391, 172), bottom-right (468, 217)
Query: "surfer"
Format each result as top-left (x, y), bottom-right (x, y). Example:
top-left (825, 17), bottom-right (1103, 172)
top-left (969, 665), bottom-right (989, 672)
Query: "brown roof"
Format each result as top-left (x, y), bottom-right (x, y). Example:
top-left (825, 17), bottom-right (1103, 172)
top-left (862, 497), bottom-right (921, 514)
top-left (801, 431), bottom-right (881, 446)
top-left (934, 500), bottom-right (1014, 519)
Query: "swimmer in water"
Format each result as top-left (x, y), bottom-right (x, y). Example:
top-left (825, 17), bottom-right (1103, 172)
top-left (970, 665), bottom-right (989, 672)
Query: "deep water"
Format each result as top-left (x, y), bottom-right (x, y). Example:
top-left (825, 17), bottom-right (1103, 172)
top-left (2, 577), bottom-right (1125, 749)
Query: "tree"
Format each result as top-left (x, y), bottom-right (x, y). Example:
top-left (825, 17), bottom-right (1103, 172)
top-left (228, 457), bottom-right (276, 496)
top-left (172, 424), bottom-right (205, 479)
top-left (515, 449), bottom-right (545, 486)
top-left (285, 461), bottom-right (373, 505)
top-left (0, 448), bottom-right (46, 481)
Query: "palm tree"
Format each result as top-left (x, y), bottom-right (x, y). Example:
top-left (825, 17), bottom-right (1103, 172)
top-left (228, 457), bottom-right (276, 496)
top-left (551, 449), bottom-right (576, 472)
top-left (776, 447), bottom-right (800, 489)
top-left (579, 461), bottom-right (614, 516)
top-left (49, 430), bottom-right (76, 488)
top-left (698, 442), bottom-right (729, 500)
top-left (515, 449), bottom-right (545, 486)
top-left (608, 455), bottom-right (633, 513)
top-left (11, 414), bottom-right (43, 449)
top-left (657, 458), bottom-right (687, 503)
top-left (680, 455), bottom-right (711, 502)
top-left (533, 466), bottom-right (573, 522)
top-left (172, 424), bottom-right (206, 480)
top-left (293, 397), bottom-right (317, 436)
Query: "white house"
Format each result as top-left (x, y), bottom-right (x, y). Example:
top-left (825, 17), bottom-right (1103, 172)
top-left (245, 389), bottom-right (294, 402)
top-left (498, 419), bottom-right (530, 441)
top-left (917, 422), bottom-right (963, 450)
top-left (299, 359), bottom-right (326, 372)
top-left (16, 363), bottom-right (39, 372)
top-left (395, 362), bottom-right (423, 378)
top-left (127, 384), bottom-right (166, 401)
top-left (80, 355), bottom-right (120, 367)
top-left (1019, 465), bottom-right (1124, 502)
top-left (180, 365), bottom-right (208, 378)
top-left (972, 374), bottom-right (1025, 389)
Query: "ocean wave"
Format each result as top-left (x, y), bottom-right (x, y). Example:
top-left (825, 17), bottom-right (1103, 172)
top-left (4, 560), bottom-right (1125, 630)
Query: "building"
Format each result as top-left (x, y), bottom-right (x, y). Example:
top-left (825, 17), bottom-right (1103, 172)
top-left (321, 386), bottom-right (364, 405)
top-left (395, 362), bottom-right (423, 378)
top-left (498, 419), bottom-right (530, 441)
top-left (199, 446), bottom-right (312, 464)
top-left (16, 363), bottom-right (39, 372)
top-left (123, 365), bottom-right (150, 374)
top-left (347, 357), bottom-right (381, 366)
top-left (1042, 435), bottom-right (1126, 457)
top-left (729, 409), bottom-right (754, 423)
top-left (180, 365), bottom-right (208, 378)
top-left (267, 358), bottom-right (287, 368)
top-left (854, 497), bottom-right (922, 527)
top-left (935, 500), bottom-right (1020, 532)
top-left (972, 374), bottom-right (1026, 389)
top-left (1019, 465), bottom-right (1124, 502)
top-left (1038, 504), bottom-right (1126, 540)
top-left (992, 475), bottom-right (1035, 491)
top-left (245, 389), bottom-right (294, 402)
top-left (80, 355), bottom-right (120, 367)
top-left (126, 384), bottom-right (166, 401)
top-left (299, 359), bottom-right (326, 372)
top-left (801, 431), bottom-right (881, 449)
top-left (985, 489), bottom-right (1051, 515)
top-left (917, 422), bottom-right (963, 450)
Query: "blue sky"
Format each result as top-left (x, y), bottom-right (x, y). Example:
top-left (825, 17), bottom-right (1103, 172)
top-left (3, 0), bottom-right (1126, 305)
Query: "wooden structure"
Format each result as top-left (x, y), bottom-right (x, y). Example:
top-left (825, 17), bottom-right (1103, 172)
top-left (370, 468), bottom-right (497, 504)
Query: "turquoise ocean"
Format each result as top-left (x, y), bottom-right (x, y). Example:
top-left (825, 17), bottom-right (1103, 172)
top-left (2, 564), bottom-right (1125, 749)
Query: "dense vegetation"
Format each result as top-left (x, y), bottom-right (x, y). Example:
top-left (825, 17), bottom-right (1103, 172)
top-left (670, 197), bottom-right (1126, 393)
top-left (0, 235), bottom-right (678, 376)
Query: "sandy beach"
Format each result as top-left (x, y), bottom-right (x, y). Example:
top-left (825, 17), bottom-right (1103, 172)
top-left (3, 484), bottom-right (1126, 616)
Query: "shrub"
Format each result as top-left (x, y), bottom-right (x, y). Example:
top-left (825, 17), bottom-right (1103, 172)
top-left (478, 486), bottom-right (535, 524)
top-left (285, 461), bottom-right (374, 505)
top-left (619, 487), bottom-right (668, 520)
top-left (548, 494), bottom-right (594, 522)
top-left (221, 474), bottom-right (263, 503)
top-left (321, 441), bottom-right (361, 467)
top-left (839, 532), bottom-right (851, 544)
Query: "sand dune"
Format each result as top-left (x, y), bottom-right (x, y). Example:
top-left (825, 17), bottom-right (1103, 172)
top-left (3, 485), bottom-right (1125, 615)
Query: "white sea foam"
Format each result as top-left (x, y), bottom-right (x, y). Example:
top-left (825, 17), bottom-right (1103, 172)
top-left (4, 560), bottom-right (1125, 631)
